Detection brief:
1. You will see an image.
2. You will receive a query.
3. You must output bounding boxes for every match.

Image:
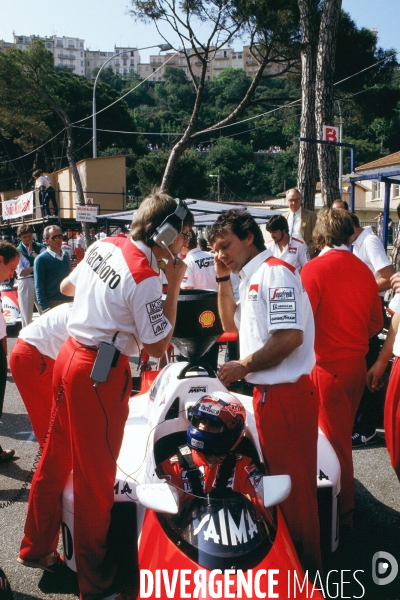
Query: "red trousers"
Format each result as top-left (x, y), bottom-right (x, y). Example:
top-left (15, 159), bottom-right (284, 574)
top-left (253, 375), bottom-right (321, 571)
top-left (312, 357), bottom-right (366, 517)
top-left (19, 337), bottom-right (131, 598)
top-left (9, 338), bottom-right (55, 443)
top-left (384, 356), bottom-right (400, 480)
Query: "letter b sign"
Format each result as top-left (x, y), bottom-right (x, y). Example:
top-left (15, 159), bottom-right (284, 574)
top-left (323, 125), bottom-right (339, 143)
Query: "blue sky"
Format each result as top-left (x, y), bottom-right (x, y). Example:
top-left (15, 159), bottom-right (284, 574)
top-left (0, 0), bottom-right (399, 62)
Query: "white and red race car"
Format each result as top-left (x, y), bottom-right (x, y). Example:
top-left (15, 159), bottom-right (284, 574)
top-left (0, 279), bottom-right (20, 327)
top-left (61, 290), bottom-right (340, 599)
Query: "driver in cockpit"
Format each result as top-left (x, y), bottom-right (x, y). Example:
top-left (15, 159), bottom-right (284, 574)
top-left (157, 392), bottom-right (264, 498)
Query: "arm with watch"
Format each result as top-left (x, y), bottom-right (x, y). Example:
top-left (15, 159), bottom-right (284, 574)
top-left (214, 255), bottom-right (237, 333)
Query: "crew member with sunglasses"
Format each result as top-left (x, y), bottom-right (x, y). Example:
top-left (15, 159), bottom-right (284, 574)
top-left (34, 225), bottom-right (73, 312)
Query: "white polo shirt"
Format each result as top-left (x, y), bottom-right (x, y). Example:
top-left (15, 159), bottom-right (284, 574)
top-left (19, 302), bottom-right (72, 360)
top-left (266, 236), bottom-right (310, 271)
top-left (388, 294), bottom-right (400, 357)
top-left (234, 249), bottom-right (315, 385)
top-left (67, 238), bottom-right (171, 356)
top-left (353, 226), bottom-right (392, 296)
top-left (182, 248), bottom-right (217, 290)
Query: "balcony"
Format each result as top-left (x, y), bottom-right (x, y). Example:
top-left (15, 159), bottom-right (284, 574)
top-left (65, 64), bottom-right (76, 71)
top-left (58, 53), bottom-right (75, 59)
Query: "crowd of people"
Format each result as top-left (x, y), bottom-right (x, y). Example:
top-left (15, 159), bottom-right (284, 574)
top-left (1, 183), bottom-right (400, 598)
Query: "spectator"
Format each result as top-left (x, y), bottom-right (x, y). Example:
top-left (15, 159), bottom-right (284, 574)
top-left (332, 199), bottom-right (349, 210)
top-left (74, 231), bottom-right (86, 264)
top-left (350, 212), bottom-right (395, 446)
top-left (266, 214), bottom-right (310, 272)
top-left (209, 209), bottom-right (321, 572)
top-left (0, 242), bottom-right (21, 463)
top-left (283, 188), bottom-right (318, 257)
top-left (96, 227), bottom-right (107, 240)
top-left (34, 226), bottom-right (73, 312)
top-left (32, 169), bottom-right (58, 218)
top-left (15, 225), bottom-right (46, 328)
top-left (87, 228), bottom-right (96, 247)
top-left (301, 208), bottom-right (383, 529)
top-left (61, 234), bottom-right (73, 258)
top-left (18, 192), bottom-right (193, 599)
top-left (9, 303), bottom-right (71, 443)
top-left (197, 238), bottom-right (208, 251)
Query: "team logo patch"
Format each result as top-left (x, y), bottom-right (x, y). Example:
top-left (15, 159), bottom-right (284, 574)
top-left (269, 287), bottom-right (295, 301)
top-left (189, 386), bottom-right (208, 393)
top-left (270, 301), bottom-right (296, 313)
top-left (288, 246), bottom-right (298, 254)
top-left (270, 313), bottom-right (297, 324)
top-left (199, 311), bottom-right (215, 327)
top-left (248, 284), bottom-right (259, 301)
top-left (199, 401), bottom-right (221, 416)
top-left (190, 438), bottom-right (204, 449)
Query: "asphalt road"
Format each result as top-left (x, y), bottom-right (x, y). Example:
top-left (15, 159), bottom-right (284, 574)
top-left (1, 327), bottom-right (400, 599)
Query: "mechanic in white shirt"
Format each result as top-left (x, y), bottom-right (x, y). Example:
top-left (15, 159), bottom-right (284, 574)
top-left (182, 230), bottom-right (218, 290)
top-left (18, 192), bottom-right (193, 599)
top-left (350, 212), bottom-right (395, 446)
top-left (351, 213), bottom-right (394, 296)
top-left (32, 169), bottom-right (58, 218)
top-left (265, 214), bottom-right (310, 272)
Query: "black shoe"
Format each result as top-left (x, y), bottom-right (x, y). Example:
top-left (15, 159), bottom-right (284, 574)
top-left (0, 447), bottom-right (15, 463)
top-left (0, 567), bottom-right (13, 599)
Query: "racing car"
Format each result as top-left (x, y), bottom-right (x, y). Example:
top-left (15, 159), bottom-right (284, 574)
top-left (61, 290), bottom-right (340, 598)
top-left (0, 278), bottom-right (20, 327)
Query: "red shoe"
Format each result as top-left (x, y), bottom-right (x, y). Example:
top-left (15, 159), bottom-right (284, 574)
top-left (17, 550), bottom-right (66, 573)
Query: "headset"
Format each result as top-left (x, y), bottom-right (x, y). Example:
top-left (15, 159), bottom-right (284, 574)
top-left (152, 198), bottom-right (189, 249)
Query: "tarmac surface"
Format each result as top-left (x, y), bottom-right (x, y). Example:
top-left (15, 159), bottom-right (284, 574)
top-left (0, 327), bottom-right (400, 599)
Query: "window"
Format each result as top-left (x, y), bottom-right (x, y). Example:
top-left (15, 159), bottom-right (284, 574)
top-left (238, 54), bottom-right (242, 59)
top-left (87, 61), bottom-right (90, 66)
top-left (80, 42), bottom-right (83, 47)
top-left (393, 185), bottom-right (400, 198)
top-left (123, 59), bottom-right (127, 66)
top-left (223, 50), bottom-right (227, 57)
top-left (372, 181), bottom-right (381, 200)
top-left (46, 43), bottom-right (52, 49)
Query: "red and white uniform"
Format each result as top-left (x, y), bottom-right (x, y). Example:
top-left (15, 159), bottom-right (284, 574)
top-left (301, 246), bottom-right (383, 518)
top-left (9, 304), bottom-right (71, 443)
top-left (266, 236), bottom-right (310, 271)
top-left (353, 226), bottom-right (392, 297)
top-left (235, 248), bottom-right (320, 570)
top-left (383, 294), bottom-right (400, 480)
top-left (159, 450), bottom-right (263, 497)
top-left (20, 237), bottom-right (172, 598)
top-left (182, 248), bottom-right (217, 290)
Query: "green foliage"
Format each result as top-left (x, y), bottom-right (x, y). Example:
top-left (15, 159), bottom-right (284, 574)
top-left (136, 150), bottom-right (208, 199)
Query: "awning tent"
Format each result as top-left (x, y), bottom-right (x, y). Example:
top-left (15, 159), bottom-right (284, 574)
top-left (97, 199), bottom-right (284, 228)
top-left (347, 167), bottom-right (400, 250)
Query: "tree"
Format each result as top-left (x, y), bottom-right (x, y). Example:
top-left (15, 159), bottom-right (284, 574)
top-left (297, 0), bottom-right (319, 209)
top-left (129, 0), bottom-right (300, 193)
top-left (315, 0), bottom-right (342, 205)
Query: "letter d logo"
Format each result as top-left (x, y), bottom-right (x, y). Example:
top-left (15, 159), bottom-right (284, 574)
top-left (372, 551), bottom-right (398, 585)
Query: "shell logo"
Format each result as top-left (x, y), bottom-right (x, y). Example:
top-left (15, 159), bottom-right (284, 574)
top-left (199, 310), bottom-right (215, 328)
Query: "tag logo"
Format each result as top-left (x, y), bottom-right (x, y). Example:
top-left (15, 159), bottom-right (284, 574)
top-left (199, 311), bottom-right (215, 327)
top-left (269, 287), bottom-right (295, 301)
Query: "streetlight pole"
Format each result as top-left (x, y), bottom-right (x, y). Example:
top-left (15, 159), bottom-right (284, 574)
top-left (92, 43), bottom-right (172, 158)
top-left (209, 168), bottom-right (221, 202)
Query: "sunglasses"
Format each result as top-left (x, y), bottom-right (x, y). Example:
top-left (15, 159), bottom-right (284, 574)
top-left (182, 231), bottom-right (193, 241)
top-left (50, 234), bottom-right (63, 240)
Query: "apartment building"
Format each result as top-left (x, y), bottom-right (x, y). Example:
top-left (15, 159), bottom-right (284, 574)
top-left (4, 34), bottom-right (284, 82)
top-left (53, 36), bottom-right (85, 76)
top-left (12, 34), bottom-right (85, 76)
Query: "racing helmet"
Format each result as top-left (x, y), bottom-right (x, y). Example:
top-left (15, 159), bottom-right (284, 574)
top-left (187, 392), bottom-right (246, 456)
